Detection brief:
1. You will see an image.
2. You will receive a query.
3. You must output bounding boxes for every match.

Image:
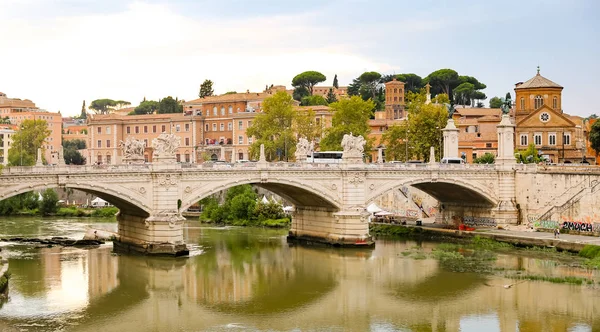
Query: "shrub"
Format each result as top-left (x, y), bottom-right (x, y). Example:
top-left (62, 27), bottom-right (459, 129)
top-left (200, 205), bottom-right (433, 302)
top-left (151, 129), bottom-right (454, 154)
top-left (91, 207), bottom-right (119, 218)
top-left (579, 245), bottom-right (600, 259)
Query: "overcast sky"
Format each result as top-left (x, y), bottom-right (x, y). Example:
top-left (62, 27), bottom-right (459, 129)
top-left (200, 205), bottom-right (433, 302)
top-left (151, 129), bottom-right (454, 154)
top-left (1, 0), bottom-right (598, 117)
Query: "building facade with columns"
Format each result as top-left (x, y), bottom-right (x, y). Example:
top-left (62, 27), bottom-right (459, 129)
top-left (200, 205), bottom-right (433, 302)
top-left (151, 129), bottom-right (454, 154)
top-left (514, 69), bottom-right (593, 163)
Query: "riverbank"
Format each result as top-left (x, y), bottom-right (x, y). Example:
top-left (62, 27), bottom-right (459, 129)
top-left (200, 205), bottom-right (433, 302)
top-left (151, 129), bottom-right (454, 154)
top-left (199, 217), bottom-right (291, 228)
top-left (0, 206), bottom-right (119, 218)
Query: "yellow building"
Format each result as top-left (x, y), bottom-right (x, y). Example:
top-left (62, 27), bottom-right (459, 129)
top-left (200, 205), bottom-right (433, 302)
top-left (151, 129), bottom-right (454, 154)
top-left (514, 68), bottom-right (593, 163)
top-left (0, 92), bottom-right (63, 164)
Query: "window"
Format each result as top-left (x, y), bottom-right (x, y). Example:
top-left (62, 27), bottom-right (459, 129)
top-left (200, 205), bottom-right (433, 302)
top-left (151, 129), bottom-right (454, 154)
top-left (205, 124), bottom-right (209, 132)
top-left (97, 140), bottom-right (102, 148)
top-left (221, 107), bottom-right (225, 116)
top-left (228, 123), bottom-right (232, 131)
top-left (185, 137), bottom-right (190, 146)
top-left (97, 154), bottom-right (102, 164)
top-left (144, 125), bottom-right (148, 133)
top-left (228, 106), bottom-right (233, 114)
top-left (135, 126), bottom-right (139, 134)
top-left (127, 126), bottom-right (131, 134)
top-left (144, 139), bottom-right (148, 147)
top-left (394, 97), bottom-right (397, 102)
top-left (213, 107), bottom-right (217, 116)
top-left (485, 143), bottom-right (492, 148)
top-left (185, 123), bottom-right (190, 132)
top-left (97, 127), bottom-right (101, 134)
top-left (534, 95), bottom-right (543, 109)
top-left (563, 133), bottom-right (571, 145)
top-left (248, 120), bottom-right (252, 127)
top-left (520, 97), bottom-right (525, 110)
top-left (394, 88), bottom-right (397, 93)
top-left (161, 125), bottom-right (166, 132)
top-left (248, 137), bottom-right (253, 144)
top-left (185, 154), bottom-right (190, 162)
top-left (238, 136), bottom-right (243, 144)
top-left (238, 121), bottom-right (243, 130)
top-left (212, 123), bottom-right (217, 131)
top-left (176, 154), bottom-right (181, 162)
top-left (549, 133), bottom-right (556, 145)
top-left (106, 154), bottom-right (111, 165)
top-left (553, 96), bottom-right (558, 109)
top-left (220, 123), bottom-right (224, 131)
top-left (106, 140), bottom-right (111, 148)
top-left (176, 124), bottom-right (181, 132)
top-left (520, 134), bottom-right (528, 146)
top-left (153, 125), bottom-right (157, 133)
top-left (534, 133), bottom-right (542, 146)
top-left (106, 127), bottom-right (111, 135)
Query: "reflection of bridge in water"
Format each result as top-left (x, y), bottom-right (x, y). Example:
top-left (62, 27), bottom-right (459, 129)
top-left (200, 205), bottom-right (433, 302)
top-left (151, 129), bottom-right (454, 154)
top-left (6, 234), bottom-right (596, 332)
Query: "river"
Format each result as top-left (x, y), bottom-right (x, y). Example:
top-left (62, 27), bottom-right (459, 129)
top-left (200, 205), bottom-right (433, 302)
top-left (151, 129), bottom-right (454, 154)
top-left (0, 216), bottom-right (598, 331)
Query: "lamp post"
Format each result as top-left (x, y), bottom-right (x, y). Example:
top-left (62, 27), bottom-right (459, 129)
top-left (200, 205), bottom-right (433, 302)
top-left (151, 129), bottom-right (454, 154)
top-left (436, 126), bottom-right (442, 161)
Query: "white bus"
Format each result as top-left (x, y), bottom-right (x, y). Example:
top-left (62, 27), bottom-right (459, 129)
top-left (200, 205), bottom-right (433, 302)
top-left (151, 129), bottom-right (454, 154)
top-left (307, 151), bottom-right (343, 164)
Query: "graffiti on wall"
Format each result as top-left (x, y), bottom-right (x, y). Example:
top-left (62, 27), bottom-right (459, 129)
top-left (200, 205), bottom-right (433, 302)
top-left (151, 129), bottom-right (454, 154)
top-left (407, 209), bottom-right (418, 217)
top-left (463, 216), bottom-right (497, 227)
top-left (562, 221), bottom-right (594, 232)
top-left (533, 220), bottom-right (560, 229)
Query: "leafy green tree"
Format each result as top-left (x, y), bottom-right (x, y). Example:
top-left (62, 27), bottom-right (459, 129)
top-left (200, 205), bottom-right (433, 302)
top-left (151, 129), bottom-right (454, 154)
top-left (64, 148), bottom-right (86, 165)
top-left (587, 113), bottom-right (598, 119)
top-left (515, 144), bottom-right (543, 164)
top-left (115, 100), bottom-right (131, 109)
top-left (404, 90), bottom-right (449, 162)
top-left (320, 96), bottom-right (374, 151)
top-left (8, 119), bottom-right (51, 166)
top-left (63, 139), bottom-right (86, 150)
top-left (358, 71), bottom-right (382, 100)
top-left (292, 86), bottom-right (310, 101)
top-left (347, 78), bottom-right (361, 97)
top-left (294, 108), bottom-right (318, 142)
top-left (301, 95), bottom-right (328, 106)
top-left (89, 99), bottom-right (118, 114)
top-left (333, 74), bottom-right (339, 89)
top-left (381, 123), bottom-right (409, 161)
top-left (78, 100), bottom-right (87, 119)
top-left (227, 185), bottom-right (257, 220)
top-left (454, 82), bottom-right (475, 106)
top-left (458, 75), bottom-right (486, 90)
top-left (589, 120), bottom-right (600, 157)
top-left (292, 71), bottom-right (326, 96)
top-left (474, 153), bottom-right (495, 164)
top-left (224, 91), bottom-right (237, 95)
top-left (423, 69), bottom-right (459, 97)
top-left (134, 100), bottom-right (160, 115)
top-left (199, 79), bottom-right (214, 98)
top-left (247, 91), bottom-right (297, 161)
top-left (0, 192), bottom-right (38, 215)
top-left (158, 96), bottom-right (183, 114)
top-left (326, 88), bottom-right (337, 104)
top-left (254, 200), bottom-right (285, 221)
top-left (39, 188), bottom-right (59, 216)
top-left (489, 96), bottom-right (503, 108)
top-left (395, 73), bottom-right (424, 93)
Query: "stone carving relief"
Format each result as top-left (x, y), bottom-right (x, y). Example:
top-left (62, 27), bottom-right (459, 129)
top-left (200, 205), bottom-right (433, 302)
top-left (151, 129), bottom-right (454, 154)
top-left (158, 174), bottom-right (178, 186)
top-left (120, 137), bottom-right (146, 160)
top-left (152, 133), bottom-right (181, 159)
top-left (341, 133), bottom-right (366, 158)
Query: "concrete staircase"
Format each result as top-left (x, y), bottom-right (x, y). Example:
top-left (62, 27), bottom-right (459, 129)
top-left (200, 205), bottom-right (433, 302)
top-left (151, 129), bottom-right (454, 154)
top-left (537, 179), bottom-right (600, 222)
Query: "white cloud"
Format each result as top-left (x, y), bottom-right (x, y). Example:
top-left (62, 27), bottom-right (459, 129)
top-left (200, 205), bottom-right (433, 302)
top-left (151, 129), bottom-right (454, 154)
top-left (0, 1), bottom-right (393, 115)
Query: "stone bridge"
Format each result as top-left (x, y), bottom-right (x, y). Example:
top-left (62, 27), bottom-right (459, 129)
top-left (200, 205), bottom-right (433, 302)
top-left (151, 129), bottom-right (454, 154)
top-left (0, 160), bottom-right (518, 255)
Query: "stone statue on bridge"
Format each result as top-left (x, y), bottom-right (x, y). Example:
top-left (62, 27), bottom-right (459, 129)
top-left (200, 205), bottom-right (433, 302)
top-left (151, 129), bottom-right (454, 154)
top-left (294, 137), bottom-right (313, 162)
top-left (120, 137), bottom-right (146, 164)
top-left (341, 133), bottom-right (366, 163)
top-left (152, 133), bottom-right (181, 162)
top-left (501, 95), bottom-right (512, 115)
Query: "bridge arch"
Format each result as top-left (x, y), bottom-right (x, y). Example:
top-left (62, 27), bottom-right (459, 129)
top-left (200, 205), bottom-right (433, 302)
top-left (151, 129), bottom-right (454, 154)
top-left (366, 177), bottom-right (498, 208)
top-left (181, 177), bottom-right (342, 212)
top-left (0, 182), bottom-right (152, 218)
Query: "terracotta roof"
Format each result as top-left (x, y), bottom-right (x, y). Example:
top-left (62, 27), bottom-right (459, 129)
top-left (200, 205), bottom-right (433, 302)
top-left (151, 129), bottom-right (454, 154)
top-left (515, 72), bottom-right (562, 90)
top-left (454, 107), bottom-right (501, 117)
top-left (477, 115), bottom-right (501, 122)
top-left (294, 105), bottom-right (331, 112)
top-left (184, 92), bottom-right (273, 105)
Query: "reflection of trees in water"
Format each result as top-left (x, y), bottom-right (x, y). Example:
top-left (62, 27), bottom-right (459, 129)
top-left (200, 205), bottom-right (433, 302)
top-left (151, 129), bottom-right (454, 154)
top-left (185, 228), bottom-right (338, 314)
top-left (390, 270), bottom-right (487, 302)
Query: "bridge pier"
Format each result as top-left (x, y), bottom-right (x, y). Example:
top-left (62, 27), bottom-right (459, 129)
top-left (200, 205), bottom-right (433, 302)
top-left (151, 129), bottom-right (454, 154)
top-left (115, 213), bottom-right (189, 256)
top-left (289, 207), bottom-right (373, 247)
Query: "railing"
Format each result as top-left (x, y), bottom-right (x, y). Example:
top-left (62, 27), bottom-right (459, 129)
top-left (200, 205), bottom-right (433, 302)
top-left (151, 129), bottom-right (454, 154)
top-left (536, 178), bottom-right (593, 222)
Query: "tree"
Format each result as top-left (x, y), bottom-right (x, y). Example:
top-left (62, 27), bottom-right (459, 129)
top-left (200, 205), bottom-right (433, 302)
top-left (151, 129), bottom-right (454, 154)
top-left (301, 95), bottom-right (328, 106)
top-left (247, 91), bottom-right (298, 161)
top-left (587, 114), bottom-right (598, 120)
top-left (381, 123), bottom-right (409, 161)
top-left (199, 79), bottom-right (214, 98)
top-left (293, 108), bottom-right (318, 142)
top-left (358, 71), bottom-right (382, 100)
top-left (115, 100), bottom-right (131, 109)
top-left (489, 96), bottom-right (503, 108)
top-left (292, 86), bottom-right (310, 102)
top-left (396, 73), bottom-right (424, 93)
top-left (347, 78), bottom-right (361, 97)
top-left (333, 74), bottom-right (339, 89)
top-left (292, 71), bottom-right (326, 95)
top-left (63, 149), bottom-right (86, 165)
top-left (403, 90), bottom-right (449, 162)
top-left (453, 82), bottom-right (475, 106)
top-left (589, 120), bottom-right (600, 157)
top-left (0, 192), bottom-right (38, 215)
top-left (515, 143), bottom-right (543, 164)
top-left (326, 88), bottom-right (338, 104)
top-left (320, 96), bottom-right (374, 151)
top-left (158, 96), bottom-right (183, 114)
top-left (134, 100), bottom-right (160, 115)
top-left (8, 119), bottom-right (51, 166)
top-left (79, 100), bottom-right (87, 119)
top-left (474, 153), bottom-right (495, 164)
top-left (39, 188), bottom-right (59, 216)
top-left (89, 99), bottom-right (118, 114)
top-left (63, 139), bottom-right (86, 150)
top-left (423, 69), bottom-right (459, 97)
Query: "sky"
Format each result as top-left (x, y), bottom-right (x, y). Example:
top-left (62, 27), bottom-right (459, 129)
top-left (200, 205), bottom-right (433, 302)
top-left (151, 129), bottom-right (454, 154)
top-left (0, 0), bottom-right (598, 117)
